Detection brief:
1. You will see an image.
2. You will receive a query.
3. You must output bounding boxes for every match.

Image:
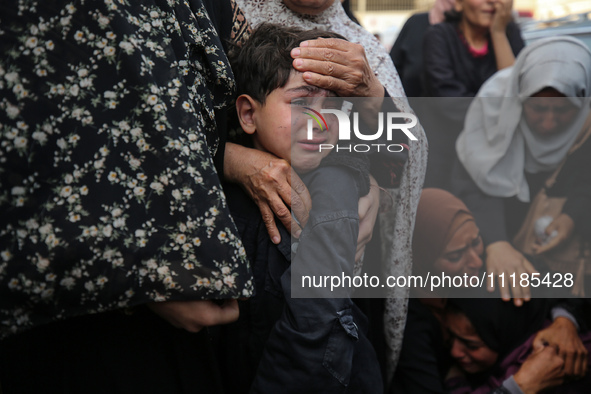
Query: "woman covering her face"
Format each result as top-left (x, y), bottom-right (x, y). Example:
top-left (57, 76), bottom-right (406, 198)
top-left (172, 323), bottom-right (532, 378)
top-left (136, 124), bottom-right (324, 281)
top-left (395, 188), bottom-right (587, 393)
top-left (423, 0), bottom-right (524, 99)
top-left (453, 36), bottom-right (591, 301)
top-left (445, 292), bottom-right (591, 393)
top-left (420, 0), bottom-right (524, 190)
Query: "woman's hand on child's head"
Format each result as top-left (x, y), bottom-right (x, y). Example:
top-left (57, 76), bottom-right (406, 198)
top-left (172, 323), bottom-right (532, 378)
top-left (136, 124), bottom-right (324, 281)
top-left (532, 213), bottom-right (575, 255)
top-left (514, 346), bottom-right (565, 394)
top-left (485, 241), bottom-right (537, 306)
top-left (291, 38), bottom-right (384, 99)
top-left (533, 317), bottom-right (588, 379)
top-left (291, 38), bottom-right (388, 130)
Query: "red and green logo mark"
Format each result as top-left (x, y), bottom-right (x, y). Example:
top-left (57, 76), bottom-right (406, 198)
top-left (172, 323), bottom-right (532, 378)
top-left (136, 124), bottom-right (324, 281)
top-left (303, 106), bottom-right (328, 132)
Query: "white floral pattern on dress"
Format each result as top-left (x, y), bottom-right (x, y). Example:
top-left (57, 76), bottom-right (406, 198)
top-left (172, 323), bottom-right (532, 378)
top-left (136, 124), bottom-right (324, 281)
top-left (0, 0), bottom-right (254, 338)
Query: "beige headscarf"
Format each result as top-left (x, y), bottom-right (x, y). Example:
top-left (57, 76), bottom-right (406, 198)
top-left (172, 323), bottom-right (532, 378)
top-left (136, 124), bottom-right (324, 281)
top-left (457, 36), bottom-right (591, 202)
top-left (412, 188), bottom-right (474, 277)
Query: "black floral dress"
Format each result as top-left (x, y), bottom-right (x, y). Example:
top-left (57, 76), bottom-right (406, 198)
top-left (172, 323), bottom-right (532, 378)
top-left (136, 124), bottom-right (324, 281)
top-left (0, 0), bottom-right (253, 338)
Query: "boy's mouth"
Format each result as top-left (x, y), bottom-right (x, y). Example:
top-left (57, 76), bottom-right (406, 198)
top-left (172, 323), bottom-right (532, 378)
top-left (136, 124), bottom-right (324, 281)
top-left (297, 138), bottom-right (327, 151)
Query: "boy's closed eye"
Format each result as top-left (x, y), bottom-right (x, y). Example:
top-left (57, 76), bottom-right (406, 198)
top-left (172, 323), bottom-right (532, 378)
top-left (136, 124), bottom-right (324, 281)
top-left (292, 98), bottom-right (307, 106)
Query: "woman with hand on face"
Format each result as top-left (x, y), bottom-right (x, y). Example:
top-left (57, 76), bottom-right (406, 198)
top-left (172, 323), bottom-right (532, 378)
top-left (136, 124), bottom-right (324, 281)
top-left (421, 0), bottom-right (524, 190)
top-left (445, 292), bottom-right (591, 394)
top-left (390, 0), bottom-right (456, 98)
top-left (393, 188), bottom-right (587, 393)
top-left (423, 0), bottom-right (523, 98)
top-left (234, 0), bottom-right (429, 380)
top-left (453, 36), bottom-right (591, 303)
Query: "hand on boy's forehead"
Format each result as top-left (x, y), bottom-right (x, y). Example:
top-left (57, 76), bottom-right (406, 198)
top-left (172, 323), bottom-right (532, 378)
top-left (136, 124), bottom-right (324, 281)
top-left (290, 36), bottom-right (385, 99)
top-left (285, 72), bottom-right (336, 98)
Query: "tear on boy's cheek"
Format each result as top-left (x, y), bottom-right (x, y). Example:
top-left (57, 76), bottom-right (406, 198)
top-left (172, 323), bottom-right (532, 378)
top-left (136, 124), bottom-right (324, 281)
top-left (290, 96), bottom-right (415, 163)
top-left (290, 96), bottom-right (418, 299)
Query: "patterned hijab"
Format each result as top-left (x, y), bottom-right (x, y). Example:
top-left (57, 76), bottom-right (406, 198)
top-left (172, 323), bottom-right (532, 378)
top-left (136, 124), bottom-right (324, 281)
top-left (456, 36), bottom-right (591, 202)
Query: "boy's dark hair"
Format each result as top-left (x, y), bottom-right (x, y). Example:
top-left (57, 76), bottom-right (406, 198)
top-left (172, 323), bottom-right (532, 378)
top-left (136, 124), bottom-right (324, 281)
top-left (228, 23), bottom-right (346, 104)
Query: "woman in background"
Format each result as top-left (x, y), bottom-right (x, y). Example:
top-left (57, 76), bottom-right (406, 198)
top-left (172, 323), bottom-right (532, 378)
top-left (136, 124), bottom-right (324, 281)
top-left (392, 188), bottom-right (482, 393)
top-left (390, 0), bottom-right (455, 97)
top-left (393, 188), bottom-right (587, 393)
top-left (423, 0), bottom-right (523, 97)
top-left (421, 0), bottom-right (524, 190)
top-left (446, 293), bottom-right (591, 393)
top-left (453, 36), bottom-right (591, 302)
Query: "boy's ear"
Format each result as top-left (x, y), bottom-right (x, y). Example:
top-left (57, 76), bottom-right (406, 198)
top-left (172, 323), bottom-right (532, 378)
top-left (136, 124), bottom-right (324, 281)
top-left (235, 94), bottom-right (259, 135)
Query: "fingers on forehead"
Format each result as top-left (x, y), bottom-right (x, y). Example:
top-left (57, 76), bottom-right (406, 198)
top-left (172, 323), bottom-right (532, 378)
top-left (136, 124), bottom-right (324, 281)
top-left (302, 37), bottom-right (346, 49)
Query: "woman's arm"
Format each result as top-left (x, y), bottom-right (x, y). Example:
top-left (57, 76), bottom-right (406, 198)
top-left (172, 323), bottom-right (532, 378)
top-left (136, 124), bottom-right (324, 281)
top-left (447, 346), bottom-right (565, 394)
top-left (452, 161), bottom-right (536, 305)
top-left (223, 142), bottom-right (311, 243)
top-left (290, 38), bottom-right (384, 99)
top-left (533, 315), bottom-right (588, 378)
top-left (224, 143), bottom-right (379, 256)
top-left (534, 138), bottom-right (591, 253)
top-left (557, 139), bottom-right (591, 242)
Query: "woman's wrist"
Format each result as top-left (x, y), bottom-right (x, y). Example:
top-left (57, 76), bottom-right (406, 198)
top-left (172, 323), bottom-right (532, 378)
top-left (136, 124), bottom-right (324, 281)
top-left (223, 142), bottom-right (251, 184)
top-left (489, 31), bottom-right (515, 70)
top-left (485, 240), bottom-right (510, 253)
top-left (490, 28), bottom-right (508, 38)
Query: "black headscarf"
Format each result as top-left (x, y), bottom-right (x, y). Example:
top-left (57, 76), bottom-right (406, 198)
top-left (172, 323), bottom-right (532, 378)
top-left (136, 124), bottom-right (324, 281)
top-left (448, 288), bottom-right (548, 360)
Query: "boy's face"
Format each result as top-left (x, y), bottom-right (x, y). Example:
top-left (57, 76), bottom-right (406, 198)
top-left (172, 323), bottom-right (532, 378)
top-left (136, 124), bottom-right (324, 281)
top-left (248, 72), bottom-right (339, 173)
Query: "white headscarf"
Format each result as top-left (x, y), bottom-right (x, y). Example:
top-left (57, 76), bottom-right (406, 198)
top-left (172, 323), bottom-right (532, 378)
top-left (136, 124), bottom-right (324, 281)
top-left (456, 36), bottom-right (591, 202)
top-left (236, 0), bottom-right (428, 379)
